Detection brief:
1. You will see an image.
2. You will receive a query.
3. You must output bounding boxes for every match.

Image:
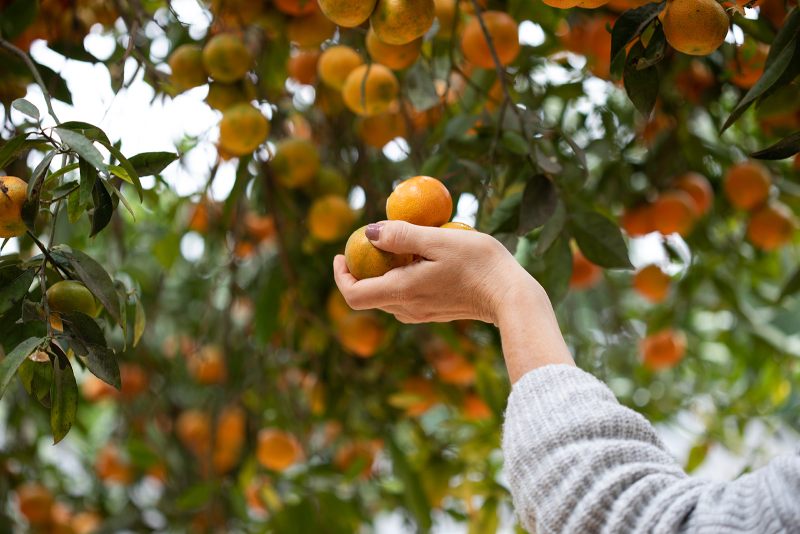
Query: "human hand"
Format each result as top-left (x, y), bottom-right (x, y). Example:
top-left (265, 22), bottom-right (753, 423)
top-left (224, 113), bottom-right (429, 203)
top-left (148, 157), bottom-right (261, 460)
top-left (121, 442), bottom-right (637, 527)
top-left (332, 220), bottom-right (535, 325)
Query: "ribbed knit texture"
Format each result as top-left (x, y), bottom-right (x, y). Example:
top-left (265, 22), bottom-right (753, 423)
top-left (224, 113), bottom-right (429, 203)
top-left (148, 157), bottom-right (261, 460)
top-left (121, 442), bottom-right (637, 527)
top-left (502, 365), bottom-right (800, 533)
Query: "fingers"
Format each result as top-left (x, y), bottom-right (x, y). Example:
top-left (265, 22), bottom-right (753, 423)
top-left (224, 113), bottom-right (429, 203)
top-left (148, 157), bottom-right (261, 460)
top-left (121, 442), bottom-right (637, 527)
top-left (333, 255), bottom-right (433, 311)
top-left (366, 220), bottom-right (444, 258)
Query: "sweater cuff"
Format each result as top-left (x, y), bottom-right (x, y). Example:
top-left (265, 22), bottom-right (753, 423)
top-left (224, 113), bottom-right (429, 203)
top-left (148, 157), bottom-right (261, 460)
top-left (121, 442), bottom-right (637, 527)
top-left (509, 364), bottom-right (617, 407)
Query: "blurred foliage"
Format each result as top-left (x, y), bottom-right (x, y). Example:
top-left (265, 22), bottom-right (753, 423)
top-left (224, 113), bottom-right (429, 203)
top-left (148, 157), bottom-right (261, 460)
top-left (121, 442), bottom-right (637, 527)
top-left (0, 0), bottom-right (799, 531)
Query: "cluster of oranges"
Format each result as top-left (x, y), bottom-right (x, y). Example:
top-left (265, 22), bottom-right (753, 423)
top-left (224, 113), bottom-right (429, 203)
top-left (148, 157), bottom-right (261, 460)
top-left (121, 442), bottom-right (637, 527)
top-left (14, 482), bottom-right (101, 534)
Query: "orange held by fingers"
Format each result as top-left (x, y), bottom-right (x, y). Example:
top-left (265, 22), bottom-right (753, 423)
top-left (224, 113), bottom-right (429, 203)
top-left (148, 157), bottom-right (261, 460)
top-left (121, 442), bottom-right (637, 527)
top-left (386, 176), bottom-right (453, 227)
top-left (344, 226), bottom-right (414, 280)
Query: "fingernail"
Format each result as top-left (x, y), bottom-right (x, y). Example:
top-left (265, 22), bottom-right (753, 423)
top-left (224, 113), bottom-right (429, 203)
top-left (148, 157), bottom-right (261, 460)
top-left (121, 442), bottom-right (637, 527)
top-left (365, 223), bottom-right (383, 241)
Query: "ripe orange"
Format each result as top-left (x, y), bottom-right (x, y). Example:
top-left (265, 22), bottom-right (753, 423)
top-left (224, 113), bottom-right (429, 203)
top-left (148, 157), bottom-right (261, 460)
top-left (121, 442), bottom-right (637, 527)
top-left (0, 175), bottom-right (27, 238)
top-left (16, 482), bottom-right (54, 526)
top-left (334, 440), bottom-right (379, 478)
top-left (621, 203), bottom-right (655, 237)
top-left (318, 45), bottom-right (364, 91)
top-left (205, 80), bottom-right (253, 111)
top-left (308, 194), bottom-right (355, 242)
top-left (71, 511), bottom-right (102, 534)
top-left (366, 28), bottom-right (422, 70)
top-left (661, 0), bottom-right (729, 56)
top-left (723, 161), bottom-right (771, 211)
top-left (675, 60), bottom-right (715, 103)
top-left (651, 191), bottom-right (697, 236)
top-left (730, 42), bottom-right (769, 89)
top-left (398, 377), bottom-right (438, 416)
top-left (428, 346), bottom-right (475, 385)
top-left (747, 202), bottom-right (796, 251)
top-left (213, 406), bottom-right (246, 474)
top-left (202, 33), bottom-right (252, 83)
top-left (441, 221), bottom-right (475, 230)
top-left (287, 50), bottom-right (320, 85)
top-left (674, 172), bottom-right (714, 216)
top-left (244, 213), bottom-right (276, 242)
top-left (640, 329), bottom-right (687, 370)
top-left (544, 0), bottom-right (607, 8)
top-left (357, 111), bottom-right (407, 148)
top-left (95, 444), bottom-right (133, 485)
top-left (370, 0), bottom-right (435, 45)
top-left (188, 344), bottom-right (227, 384)
top-left (256, 428), bottom-right (302, 471)
top-left (120, 363), bottom-right (148, 399)
top-left (327, 288), bottom-right (352, 323)
top-left (82, 374), bottom-right (116, 402)
top-left (434, 0), bottom-right (458, 38)
top-left (342, 63), bottom-right (400, 116)
top-left (569, 249), bottom-right (602, 290)
top-left (336, 311), bottom-right (386, 357)
top-left (168, 44), bottom-right (207, 91)
top-left (386, 175), bottom-right (452, 227)
top-left (272, 138), bottom-right (321, 189)
top-left (463, 393), bottom-right (492, 420)
top-left (218, 103), bottom-right (270, 156)
top-left (461, 11), bottom-right (519, 69)
top-left (47, 280), bottom-right (99, 316)
top-left (632, 264), bottom-right (671, 303)
top-left (319, 0), bottom-right (378, 27)
top-left (274, 0), bottom-right (318, 15)
top-left (176, 409), bottom-right (212, 456)
top-left (287, 10), bottom-right (336, 49)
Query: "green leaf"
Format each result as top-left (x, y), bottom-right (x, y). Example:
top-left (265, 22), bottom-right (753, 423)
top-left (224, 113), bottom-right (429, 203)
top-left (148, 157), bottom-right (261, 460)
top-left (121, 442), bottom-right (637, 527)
top-left (133, 293), bottom-right (145, 348)
top-left (90, 178), bottom-right (114, 237)
top-left (529, 235), bottom-right (572, 304)
top-left (0, 133), bottom-right (29, 169)
top-left (60, 312), bottom-right (120, 389)
top-left (18, 358), bottom-right (52, 406)
top-left (518, 175), bottom-right (557, 234)
top-left (569, 210), bottom-right (633, 269)
top-left (685, 442), bottom-right (709, 473)
top-left (128, 151), bottom-right (178, 177)
top-left (609, 2), bottom-right (666, 77)
top-left (750, 130), bottom-right (800, 160)
top-left (254, 263), bottom-right (286, 344)
top-left (57, 121), bottom-right (110, 145)
top-left (444, 114), bottom-right (478, 140)
top-left (108, 164), bottom-right (133, 184)
top-left (764, 8), bottom-right (800, 69)
top-left (56, 128), bottom-right (108, 171)
top-left (22, 150), bottom-right (56, 229)
top-left (485, 191), bottom-right (522, 235)
top-left (535, 201), bottom-right (566, 256)
top-left (501, 131), bottom-right (529, 155)
top-left (50, 245), bottom-right (122, 325)
top-left (104, 143), bottom-right (143, 201)
top-left (78, 157), bottom-right (97, 207)
top-left (11, 98), bottom-right (39, 121)
top-left (623, 41), bottom-right (659, 117)
top-left (387, 435), bottom-right (432, 531)
top-left (152, 232), bottom-right (181, 270)
top-left (0, 337), bottom-right (43, 400)
top-left (779, 268), bottom-right (800, 302)
top-left (50, 349), bottom-right (78, 444)
top-left (105, 179), bottom-right (136, 220)
top-left (404, 61), bottom-right (440, 112)
top-left (722, 39), bottom-right (798, 131)
top-left (35, 62), bottom-right (72, 105)
top-left (0, 267), bottom-right (35, 316)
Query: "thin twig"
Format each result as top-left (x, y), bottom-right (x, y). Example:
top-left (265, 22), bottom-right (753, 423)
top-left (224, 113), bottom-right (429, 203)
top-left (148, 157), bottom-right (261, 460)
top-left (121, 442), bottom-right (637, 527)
top-left (0, 38), bottom-right (61, 125)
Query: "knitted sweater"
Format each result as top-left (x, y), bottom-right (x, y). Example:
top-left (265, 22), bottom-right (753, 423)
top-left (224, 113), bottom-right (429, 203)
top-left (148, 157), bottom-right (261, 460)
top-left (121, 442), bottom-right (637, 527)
top-left (502, 365), bottom-right (800, 533)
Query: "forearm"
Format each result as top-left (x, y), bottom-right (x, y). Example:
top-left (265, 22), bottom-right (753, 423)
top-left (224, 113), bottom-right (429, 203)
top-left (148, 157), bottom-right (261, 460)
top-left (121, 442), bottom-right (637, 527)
top-left (495, 273), bottom-right (574, 383)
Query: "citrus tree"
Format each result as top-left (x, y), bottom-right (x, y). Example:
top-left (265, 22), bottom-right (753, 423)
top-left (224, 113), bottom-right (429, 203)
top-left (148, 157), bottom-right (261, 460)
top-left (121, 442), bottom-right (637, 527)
top-left (1, 0), bottom-right (799, 531)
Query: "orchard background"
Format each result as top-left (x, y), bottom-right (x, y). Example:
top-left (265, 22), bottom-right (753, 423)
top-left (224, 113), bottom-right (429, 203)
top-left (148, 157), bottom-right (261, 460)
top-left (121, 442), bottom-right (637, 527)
top-left (1, 0), bottom-right (799, 531)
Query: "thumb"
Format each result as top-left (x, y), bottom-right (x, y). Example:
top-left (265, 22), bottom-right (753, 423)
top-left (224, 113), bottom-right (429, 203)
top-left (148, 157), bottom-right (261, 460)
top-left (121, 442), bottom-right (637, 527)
top-left (365, 220), bottom-right (439, 257)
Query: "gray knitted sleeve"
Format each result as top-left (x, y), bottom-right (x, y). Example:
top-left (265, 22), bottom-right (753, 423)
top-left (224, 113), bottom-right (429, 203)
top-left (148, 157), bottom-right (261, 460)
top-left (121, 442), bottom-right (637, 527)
top-left (502, 364), bottom-right (800, 534)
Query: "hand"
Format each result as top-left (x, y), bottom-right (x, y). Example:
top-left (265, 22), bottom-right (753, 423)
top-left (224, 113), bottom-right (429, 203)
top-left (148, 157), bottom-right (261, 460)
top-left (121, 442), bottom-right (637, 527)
top-left (332, 220), bottom-right (532, 325)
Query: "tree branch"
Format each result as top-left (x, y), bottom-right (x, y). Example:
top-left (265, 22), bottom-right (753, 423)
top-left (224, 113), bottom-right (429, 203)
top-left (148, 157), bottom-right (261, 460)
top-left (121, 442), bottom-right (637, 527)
top-left (0, 37), bottom-right (61, 125)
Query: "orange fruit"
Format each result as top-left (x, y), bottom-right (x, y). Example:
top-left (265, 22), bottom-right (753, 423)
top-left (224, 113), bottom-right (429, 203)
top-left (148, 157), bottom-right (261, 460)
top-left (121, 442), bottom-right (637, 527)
top-left (287, 50), bottom-right (320, 85)
top-left (545, 0), bottom-right (607, 8)
top-left (640, 329), bottom-right (687, 370)
top-left (336, 311), bottom-right (386, 357)
top-left (747, 202), bottom-right (796, 251)
top-left (632, 264), bottom-right (671, 303)
top-left (730, 42), bottom-right (769, 89)
top-left (202, 33), bottom-right (252, 83)
top-left (213, 406), bottom-right (246, 474)
top-left (569, 249), bottom-right (602, 290)
top-left (386, 175), bottom-right (452, 227)
top-left (82, 374), bottom-right (117, 402)
top-left (461, 11), bottom-right (519, 69)
top-left (724, 161), bottom-right (771, 211)
top-left (675, 60), bottom-right (715, 103)
top-left (319, 0), bottom-right (378, 27)
top-left (205, 80), bottom-right (254, 111)
top-left (71, 511), bottom-right (102, 534)
top-left (318, 45), bottom-right (364, 91)
top-left (244, 213), bottom-right (276, 242)
top-left (327, 288), bottom-right (352, 323)
top-left (651, 191), bottom-right (697, 236)
top-left (218, 103), bottom-right (270, 156)
top-left (674, 172), bottom-right (714, 216)
top-left (274, 0), bottom-right (318, 15)
top-left (95, 444), bottom-right (133, 485)
top-left (256, 428), bottom-right (302, 471)
top-left (366, 28), bottom-right (422, 70)
top-left (559, 15), bottom-right (615, 79)
top-left (334, 440), bottom-right (379, 478)
top-left (16, 482), bottom-right (54, 526)
top-left (344, 225), bottom-right (414, 279)
top-left (210, 0), bottom-right (264, 27)
top-left (441, 221), bottom-right (475, 230)
top-left (168, 44), bottom-right (207, 91)
top-left (357, 111), bottom-right (407, 148)
top-left (621, 203), bottom-right (655, 237)
top-left (370, 0), bottom-right (435, 45)
top-left (434, 0), bottom-right (458, 38)
top-left (272, 138), bottom-right (321, 189)
top-left (308, 195), bottom-right (355, 242)
top-left (342, 63), bottom-right (400, 116)
top-left (287, 10), bottom-right (336, 49)
top-left (46, 280), bottom-right (99, 316)
top-left (398, 377), bottom-right (438, 416)
top-left (176, 409), bottom-right (212, 456)
top-left (428, 346), bottom-right (475, 385)
top-left (315, 84), bottom-right (346, 116)
top-left (0, 175), bottom-right (27, 238)
top-left (188, 344), bottom-right (227, 384)
top-left (463, 393), bottom-right (492, 420)
top-left (120, 363), bottom-right (148, 399)
top-left (662, 0), bottom-right (729, 56)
